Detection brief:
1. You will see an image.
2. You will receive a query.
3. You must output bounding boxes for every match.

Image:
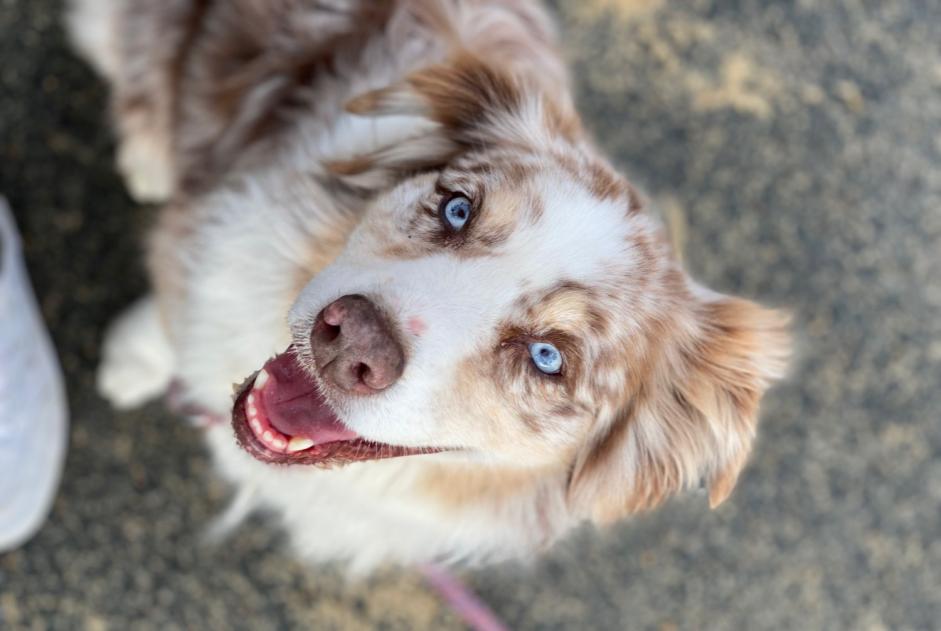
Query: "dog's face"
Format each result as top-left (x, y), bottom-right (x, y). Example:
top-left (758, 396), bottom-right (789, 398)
top-left (231, 55), bottom-right (790, 524)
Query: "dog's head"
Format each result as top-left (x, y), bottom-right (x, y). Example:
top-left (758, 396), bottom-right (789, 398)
top-left (231, 53), bottom-right (790, 523)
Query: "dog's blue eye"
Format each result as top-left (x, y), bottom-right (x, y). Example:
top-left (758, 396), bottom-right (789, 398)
top-left (441, 195), bottom-right (472, 231)
top-left (529, 342), bottom-right (563, 374)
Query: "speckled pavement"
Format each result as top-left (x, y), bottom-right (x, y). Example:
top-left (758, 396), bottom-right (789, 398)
top-left (2, 1), bottom-right (940, 629)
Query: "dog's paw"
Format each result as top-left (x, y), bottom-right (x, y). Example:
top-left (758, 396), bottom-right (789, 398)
top-left (117, 131), bottom-right (174, 203)
top-left (97, 297), bottom-right (174, 410)
top-left (65, 0), bottom-right (122, 80)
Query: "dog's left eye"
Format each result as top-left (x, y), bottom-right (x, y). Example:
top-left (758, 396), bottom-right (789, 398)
top-left (440, 194), bottom-right (472, 231)
top-left (529, 342), bottom-right (563, 375)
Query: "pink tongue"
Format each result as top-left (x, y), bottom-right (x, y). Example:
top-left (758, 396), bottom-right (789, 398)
top-left (261, 350), bottom-right (359, 443)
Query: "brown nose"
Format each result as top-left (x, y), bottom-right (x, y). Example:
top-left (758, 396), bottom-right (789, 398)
top-left (310, 295), bottom-right (405, 395)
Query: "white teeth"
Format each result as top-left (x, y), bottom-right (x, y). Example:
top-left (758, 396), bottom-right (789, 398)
top-left (247, 404), bottom-right (257, 417)
top-left (254, 369), bottom-right (270, 389)
top-left (263, 431), bottom-right (273, 442)
top-left (287, 437), bottom-right (315, 453)
top-left (273, 438), bottom-right (287, 450)
top-left (250, 419), bottom-right (262, 433)
top-left (247, 393), bottom-right (255, 405)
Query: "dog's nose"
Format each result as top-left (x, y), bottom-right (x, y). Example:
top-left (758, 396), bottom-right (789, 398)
top-left (310, 295), bottom-right (405, 395)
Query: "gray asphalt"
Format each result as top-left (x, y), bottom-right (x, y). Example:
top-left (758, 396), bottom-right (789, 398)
top-left (1, 0), bottom-right (940, 629)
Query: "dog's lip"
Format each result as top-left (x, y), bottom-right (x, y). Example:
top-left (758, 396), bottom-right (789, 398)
top-left (231, 347), bottom-right (445, 466)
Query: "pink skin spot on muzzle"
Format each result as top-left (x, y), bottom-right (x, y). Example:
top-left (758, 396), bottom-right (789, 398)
top-left (407, 316), bottom-right (427, 337)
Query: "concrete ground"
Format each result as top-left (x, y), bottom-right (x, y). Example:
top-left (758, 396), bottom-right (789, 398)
top-left (2, 0), bottom-right (940, 629)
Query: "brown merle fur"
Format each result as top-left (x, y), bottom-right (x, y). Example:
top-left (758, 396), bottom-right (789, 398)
top-left (77, 0), bottom-right (791, 562)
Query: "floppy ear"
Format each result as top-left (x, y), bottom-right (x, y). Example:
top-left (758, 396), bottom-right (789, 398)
top-left (327, 52), bottom-right (579, 187)
top-left (348, 51), bottom-right (577, 140)
top-left (567, 294), bottom-right (791, 524)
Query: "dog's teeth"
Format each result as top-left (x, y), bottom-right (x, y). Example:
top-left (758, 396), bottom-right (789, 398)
top-left (287, 437), bottom-right (315, 453)
top-left (250, 419), bottom-right (262, 434)
top-left (247, 393), bottom-right (255, 405)
top-left (254, 369), bottom-right (270, 389)
top-left (247, 403), bottom-right (257, 417)
top-left (263, 431), bottom-right (274, 442)
top-left (273, 438), bottom-right (287, 450)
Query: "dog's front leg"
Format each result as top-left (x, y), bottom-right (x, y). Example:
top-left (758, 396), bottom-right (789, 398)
top-left (97, 296), bottom-right (174, 410)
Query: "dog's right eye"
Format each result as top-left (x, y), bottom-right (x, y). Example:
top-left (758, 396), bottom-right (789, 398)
top-left (439, 194), bottom-right (473, 232)
top-left (529, 342), bottom-right (563, 375)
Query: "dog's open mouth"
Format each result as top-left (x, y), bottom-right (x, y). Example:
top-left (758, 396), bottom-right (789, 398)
top-left (231, 347), bottom-right (434, 466)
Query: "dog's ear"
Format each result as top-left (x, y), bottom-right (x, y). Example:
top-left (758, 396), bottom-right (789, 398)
top-left (327, 53), bottom-right (579, 187)
top-left (347, 52), bottom-right (578, 145)
top-left (567, 293), bottom-right (791, 524)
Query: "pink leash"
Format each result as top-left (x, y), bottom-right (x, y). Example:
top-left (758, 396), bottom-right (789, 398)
top-left (419, 564), bottom-right (510, 631)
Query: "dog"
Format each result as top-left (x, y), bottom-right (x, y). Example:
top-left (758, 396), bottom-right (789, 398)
top-left (68, 0), bottom-right (790, 572)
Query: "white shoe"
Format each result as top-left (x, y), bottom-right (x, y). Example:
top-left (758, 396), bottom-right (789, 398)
top-left (0, 197), bottom-right (69, 551)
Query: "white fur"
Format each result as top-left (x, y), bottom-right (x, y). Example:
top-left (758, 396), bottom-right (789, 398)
top-left (66, 0), bottom-right (121, 80)
top-left (98, 296), bottom-right (174, 409)
top-left (116, 129), bottom-right (174, 203)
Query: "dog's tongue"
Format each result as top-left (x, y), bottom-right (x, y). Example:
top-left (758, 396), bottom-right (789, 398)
top-left (259, 350), bottom-right (358, 444)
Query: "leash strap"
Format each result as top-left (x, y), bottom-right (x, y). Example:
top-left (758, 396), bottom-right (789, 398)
top-left (420, 564), bottom-right (510, 631)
